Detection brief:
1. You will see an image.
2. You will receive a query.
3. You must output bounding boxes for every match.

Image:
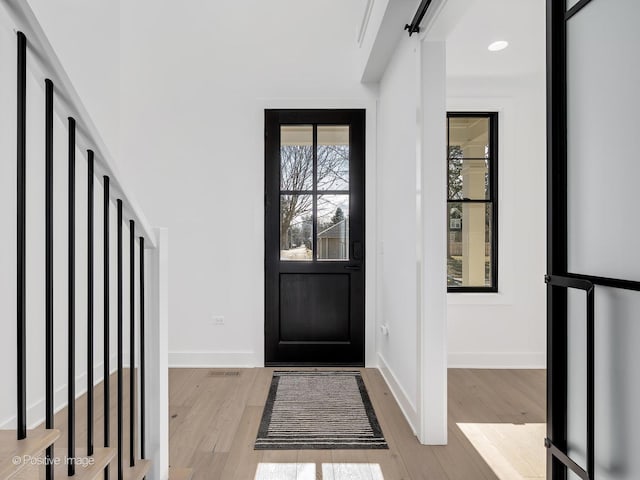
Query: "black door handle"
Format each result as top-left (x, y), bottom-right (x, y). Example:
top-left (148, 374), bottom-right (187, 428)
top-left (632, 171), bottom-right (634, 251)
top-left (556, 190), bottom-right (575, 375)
top-left (344, 265), bottom-right (361, 271)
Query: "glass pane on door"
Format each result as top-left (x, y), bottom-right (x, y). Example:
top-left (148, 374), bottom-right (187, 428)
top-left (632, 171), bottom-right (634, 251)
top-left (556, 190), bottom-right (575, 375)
top-left (317, 125), bottom-right (349, 191)
top-left (281, 125), bottom-right (313, 191)
top-left (317, 195), bottom-right (349, 261)
top-left (281, 194), bottom-right (313, 261)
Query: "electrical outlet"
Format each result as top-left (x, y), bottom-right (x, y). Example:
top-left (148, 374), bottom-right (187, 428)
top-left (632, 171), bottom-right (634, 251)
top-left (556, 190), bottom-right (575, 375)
top-left (212, 315), bottom-right (225, 326)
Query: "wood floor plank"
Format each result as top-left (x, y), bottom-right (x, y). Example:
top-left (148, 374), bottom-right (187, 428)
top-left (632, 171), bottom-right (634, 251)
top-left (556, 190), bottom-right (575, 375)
top-left (218, 406), bottom-right (263, 480)
top-left (160, 366), bottom-right (545, 480)
top-left (365, 448), bottom-right (411, 480)
top-left (247, 367), bottom-right (274, 407)
top-left (361, 369), bottom-right (448, 480)
top-left (169, 369), bottom-right (205, 408)
top-left (296, 449), bottom-right (332, 480)
top-left (169, 466), bottom-right (194, 480)
top-left (434, 424), bottom-right (499, 480)
top-left (33, 366), bottom-right (545, 480)
top-left (186, 452), bottom-right (227, 480)
top-left (205, 368), bottom-right (258, 453)
top-left (470, 370), bottom-right (544, 424)
top-left (358, 370), bottom-right (413, 480)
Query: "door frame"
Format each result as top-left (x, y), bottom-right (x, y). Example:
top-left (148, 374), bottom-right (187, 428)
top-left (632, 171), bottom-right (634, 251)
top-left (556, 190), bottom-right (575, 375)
top-left (258, 99), bottom-right (378, 368)
top-left (263, 108), bottom-right (366, 366)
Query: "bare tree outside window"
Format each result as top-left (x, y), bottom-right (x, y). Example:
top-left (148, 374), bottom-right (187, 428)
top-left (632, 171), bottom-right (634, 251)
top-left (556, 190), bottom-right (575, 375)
top-left (280, 135), bottom-right (349, 260)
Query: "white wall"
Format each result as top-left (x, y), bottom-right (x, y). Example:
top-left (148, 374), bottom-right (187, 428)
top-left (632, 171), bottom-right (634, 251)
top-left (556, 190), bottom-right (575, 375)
top-left (376, 34), bottom-right (420, 427)
top-left (373, 0), bottom-right (546, 441)
top-left (26, 0), bottom-right (121, 157)
top-left (116, 0), bottom-right (378, 367)
top-left (446, 73), bottom-right (547, 368)
top-left (0, 2), bottom-right (137, 429)
top-left (443, 0), bottom-right (547, 369)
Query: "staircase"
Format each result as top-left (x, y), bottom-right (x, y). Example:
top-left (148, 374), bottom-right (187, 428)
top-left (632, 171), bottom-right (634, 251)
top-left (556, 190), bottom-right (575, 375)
top-left (0, 429), bottom-right (60, 479)
top-left (0, 1), bottom-right (168, 478)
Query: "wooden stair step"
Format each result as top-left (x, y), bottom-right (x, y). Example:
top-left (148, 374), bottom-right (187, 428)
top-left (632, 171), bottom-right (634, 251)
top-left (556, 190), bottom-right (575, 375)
top-left (53, 447), bottom-right (116, 480)
top-left (122, 459), bottom-right (152, 480)
top-left (0, 429), bottom-right (61, 479)
top-left (169, 466), bottom-right (194, 480)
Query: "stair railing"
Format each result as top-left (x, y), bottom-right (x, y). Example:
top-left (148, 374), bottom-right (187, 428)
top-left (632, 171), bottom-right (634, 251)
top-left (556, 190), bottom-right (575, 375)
top-left (1, 1), bottom-right (169, 479)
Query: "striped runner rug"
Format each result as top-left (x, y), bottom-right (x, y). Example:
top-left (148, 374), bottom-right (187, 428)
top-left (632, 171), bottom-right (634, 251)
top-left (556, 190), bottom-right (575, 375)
top-left (255, 371), bottom-right (388, 449)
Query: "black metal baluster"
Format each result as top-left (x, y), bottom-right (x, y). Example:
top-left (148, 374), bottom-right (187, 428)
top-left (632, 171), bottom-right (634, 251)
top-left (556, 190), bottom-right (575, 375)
top-left (129, 221), bottom-right (135, 467)
top-left (45, 78), bottom-right (54, 480)
top-left (68, 117), bottom-right (76, 477)
top-left (104, 176), bottom-right (111, 480)
top-left (16, 30), bottom-right (27, 442)
top-left (139, 237), bottom-right (145, 461)
top-left (87, 150), bottom-right (95, 456)
top-left (586, 287), bottom-right (595, 479)
top-left (117, 199), bottom-right (124, 480)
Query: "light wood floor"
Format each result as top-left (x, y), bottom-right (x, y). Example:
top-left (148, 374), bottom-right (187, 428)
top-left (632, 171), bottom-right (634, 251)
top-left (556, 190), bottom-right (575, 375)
top-left (168, 368), bottom-right (546, 480)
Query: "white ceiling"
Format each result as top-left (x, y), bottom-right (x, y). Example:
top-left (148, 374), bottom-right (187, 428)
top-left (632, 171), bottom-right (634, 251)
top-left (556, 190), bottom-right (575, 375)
top-left (445, 0), bottom-right (546, 78)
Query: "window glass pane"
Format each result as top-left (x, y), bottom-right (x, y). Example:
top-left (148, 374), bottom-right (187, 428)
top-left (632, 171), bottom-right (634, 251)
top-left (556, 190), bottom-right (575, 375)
top-left (448, 157), bottom-right (490, 200)
top-left (448, 117), bottom-right (490, 159)
top-left (280, 194), bottom-right (313, 261)
top-left (317, 126), bottom-right (349, 191)
top-left (281, 125), bottom-right (313, 191)
top-left (447, 202), bottom-right (493, 287)
top-left (317, 195), bottom-right (349, 261)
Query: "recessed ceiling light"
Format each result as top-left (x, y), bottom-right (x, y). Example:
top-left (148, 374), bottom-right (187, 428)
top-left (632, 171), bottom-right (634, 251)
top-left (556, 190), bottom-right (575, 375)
top-left (488, 40), bottom-right (509, 52)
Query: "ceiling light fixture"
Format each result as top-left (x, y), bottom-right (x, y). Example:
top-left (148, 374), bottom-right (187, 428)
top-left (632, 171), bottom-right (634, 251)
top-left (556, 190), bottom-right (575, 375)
top-left (488, 40), bottom-right (509, 52)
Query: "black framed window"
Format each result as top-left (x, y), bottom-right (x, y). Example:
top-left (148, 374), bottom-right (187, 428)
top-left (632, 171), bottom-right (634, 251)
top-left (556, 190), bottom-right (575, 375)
top-left (447, 112), bottom-right (498, 292)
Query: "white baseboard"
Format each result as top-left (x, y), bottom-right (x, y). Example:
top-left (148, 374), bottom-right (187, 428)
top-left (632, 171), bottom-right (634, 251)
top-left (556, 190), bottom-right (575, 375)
top-left (168, 351), bottom-right (260, 368)
top-left (0, 355), bottom-right (118, 430)
top-left (448, 351), bottom-right (546, 369)
top-left (376, 353), bottom-right (418, 435)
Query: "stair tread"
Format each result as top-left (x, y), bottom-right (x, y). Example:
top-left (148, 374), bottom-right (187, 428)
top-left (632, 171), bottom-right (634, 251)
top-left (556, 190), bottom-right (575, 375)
top-left (53, 447), bottom-right (116, 480)
top-left (122, 459), bottom-right (152, 480)
top-left (169, 466), bottom-right (194, 480)
top-left (0, 429), bottom-right (61, 479)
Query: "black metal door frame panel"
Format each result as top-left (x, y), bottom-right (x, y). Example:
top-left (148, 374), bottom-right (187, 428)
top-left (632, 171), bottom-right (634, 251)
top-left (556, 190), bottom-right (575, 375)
top-left (546, 1), bottom-right (640, 478)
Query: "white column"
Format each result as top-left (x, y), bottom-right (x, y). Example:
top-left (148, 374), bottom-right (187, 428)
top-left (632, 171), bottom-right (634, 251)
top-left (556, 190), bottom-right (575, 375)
top-left (417, 39), bottom-right (448, 445)
top-left (461, 147), bottom-right (486, 285)
top-left (146, 228), bottom-right (169, 479)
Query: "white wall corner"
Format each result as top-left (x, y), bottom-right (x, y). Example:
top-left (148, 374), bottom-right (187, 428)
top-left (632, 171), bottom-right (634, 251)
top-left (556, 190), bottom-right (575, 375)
top-left (377, 353), bottom-right (419, 433)
top-left (417, 39), bottom-right (448, 445)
